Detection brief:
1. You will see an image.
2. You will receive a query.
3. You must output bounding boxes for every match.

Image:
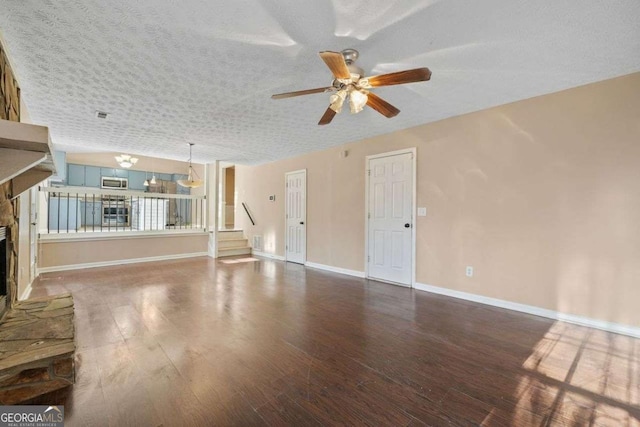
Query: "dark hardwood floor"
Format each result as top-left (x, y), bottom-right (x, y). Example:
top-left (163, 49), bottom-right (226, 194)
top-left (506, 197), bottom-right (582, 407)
top-left (26, 256), bottom-right (640, 426)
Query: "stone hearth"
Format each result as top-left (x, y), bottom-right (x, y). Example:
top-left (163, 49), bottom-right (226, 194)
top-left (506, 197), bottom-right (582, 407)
top-left (0, 294), bottom-right (75, 404)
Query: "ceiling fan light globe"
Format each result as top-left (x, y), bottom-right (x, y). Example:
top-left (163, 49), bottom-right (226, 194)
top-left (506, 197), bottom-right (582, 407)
top-left (329, 100), bottom-right (343, 113)
top-left (115, 154), bottom-right (138, 168)
top-left (329, 89), bottom-right (347, 113)
top-left (358, 78), bottom-right (371, 89)
top-left (349, 90), bottom-right (368, 114)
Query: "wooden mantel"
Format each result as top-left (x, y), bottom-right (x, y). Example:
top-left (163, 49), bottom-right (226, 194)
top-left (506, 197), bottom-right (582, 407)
top-left (0, 119), bottom-right (56, 197)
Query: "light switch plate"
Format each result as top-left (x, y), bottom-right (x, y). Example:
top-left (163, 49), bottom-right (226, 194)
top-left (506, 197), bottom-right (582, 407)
top-left (417, 207), bottom-right (427, 217)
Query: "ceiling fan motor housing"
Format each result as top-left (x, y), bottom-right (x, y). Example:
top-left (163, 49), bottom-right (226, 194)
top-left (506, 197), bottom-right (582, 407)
top-left (341, 49), bottom-right (364, 78)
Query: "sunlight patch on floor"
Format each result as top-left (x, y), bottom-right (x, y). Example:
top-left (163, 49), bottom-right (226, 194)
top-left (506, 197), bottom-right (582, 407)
top-left (513, 322), bottom-right (640, 425)
top-left (220, 257), bottom-right (260, 264)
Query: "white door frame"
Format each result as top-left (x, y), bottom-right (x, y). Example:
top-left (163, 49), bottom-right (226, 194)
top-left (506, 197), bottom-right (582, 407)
top-left (364, 148), bottom-right (417, 287)
top-left (285, 169), bottom-right (307, 263)
top-left (29, 187), bottom-right (38, 284)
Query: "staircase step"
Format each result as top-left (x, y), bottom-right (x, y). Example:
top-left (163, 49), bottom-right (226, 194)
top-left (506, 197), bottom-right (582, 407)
top-left (218, 230), bottom-right (244, 240)
top-left (218, 246), bottom-right (251, 257)
top-left (218, 238), bottom-right (249, 249)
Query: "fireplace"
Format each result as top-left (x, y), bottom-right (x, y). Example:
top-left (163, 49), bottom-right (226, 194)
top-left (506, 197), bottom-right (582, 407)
top-left (0, 226), bottom-right (7, 319)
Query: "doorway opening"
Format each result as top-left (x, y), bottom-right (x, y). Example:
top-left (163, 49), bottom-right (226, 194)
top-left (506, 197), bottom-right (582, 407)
top-left (220, 165), bottom-right (236, 230)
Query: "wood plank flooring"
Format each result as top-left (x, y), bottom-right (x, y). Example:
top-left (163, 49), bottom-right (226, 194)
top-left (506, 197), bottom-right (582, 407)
top-left (25, 256), bottom-right (640, 426)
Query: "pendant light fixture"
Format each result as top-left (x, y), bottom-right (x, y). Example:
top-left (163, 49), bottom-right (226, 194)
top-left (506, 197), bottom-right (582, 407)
top-left (143, 171), bottom-right (149, 187)
top-left (149, 158), bottom-right (157, 185)
top-left (177, 143), bottom-right (203, 188)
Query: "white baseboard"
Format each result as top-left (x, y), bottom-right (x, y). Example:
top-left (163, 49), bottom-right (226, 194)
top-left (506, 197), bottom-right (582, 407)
top-left (38, 252), bottom-right (209, 274)
top-left (251, 250), bottom-right (285, 261)
top-left (304, 261), bottom-right (365, 278)
top-left (414, 282), bottom-right (640, 339)
top-left (250, 252), bottom-right (365, 280)
top-left (19, 281), bottom-right (33, 301)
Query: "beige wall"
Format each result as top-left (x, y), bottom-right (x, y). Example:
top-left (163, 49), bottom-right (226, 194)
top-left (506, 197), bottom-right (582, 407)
top-left (39, 233), bottom-right (208, 270)
top-left (236, 72), bottom-right (640, 328)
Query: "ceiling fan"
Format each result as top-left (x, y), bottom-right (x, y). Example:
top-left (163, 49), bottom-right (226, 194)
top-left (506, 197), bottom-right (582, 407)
top-left (272, 49), bottom-right (431, 125)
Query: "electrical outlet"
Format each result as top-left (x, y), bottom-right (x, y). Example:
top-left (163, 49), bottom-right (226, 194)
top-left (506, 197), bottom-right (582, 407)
top-left (465, 266), bottom-right (474, 277)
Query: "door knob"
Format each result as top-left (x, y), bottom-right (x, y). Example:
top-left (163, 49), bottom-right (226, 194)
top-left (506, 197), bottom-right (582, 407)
top-left (300, 221), bottom-right (304, 225)
top-left (404, 223), bottom-right (411, 228)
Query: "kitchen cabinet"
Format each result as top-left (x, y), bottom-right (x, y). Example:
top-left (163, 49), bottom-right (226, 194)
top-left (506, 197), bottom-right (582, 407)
top-left (128, 170), bottom-right (146, 190)
top-left (84, 166), bottom-right (101, 188)
top-left (158, 173), bottom-right (172, 182)
top-left (80, 200), bottom-right (102, 226)
top-left (50, 151), bottom-right (67, 183)
top-left (67, 164), bottom-right (85, 186)
top-left (115, 168), bottom-right (129, 178)
top-left (48, 197), bottom-right (81, 231)
top-left (100, 167), bottom-right (128, 179)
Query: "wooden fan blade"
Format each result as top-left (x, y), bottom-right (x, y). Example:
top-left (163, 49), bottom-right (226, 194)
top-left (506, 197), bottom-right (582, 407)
top-left (318, 107), bottom-right (337, 125)
top-left (366, 92), bottom-right (400, 118)
top-left (272, 87), bottom-right (333, 100)
top-left (366, 67), bottom-right (431, 87)
top-left (319, 51), bottom-right (351, 80)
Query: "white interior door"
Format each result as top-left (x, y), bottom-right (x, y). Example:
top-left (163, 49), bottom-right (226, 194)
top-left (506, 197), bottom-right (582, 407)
top-left (285, 170), bottom-right (306, 264)
top-left (367, 152), bottom-right (413, 285)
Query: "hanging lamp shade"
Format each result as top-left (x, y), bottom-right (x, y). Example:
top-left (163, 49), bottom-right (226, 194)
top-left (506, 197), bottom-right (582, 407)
top-left (177, 143), bottom-right (203, 188)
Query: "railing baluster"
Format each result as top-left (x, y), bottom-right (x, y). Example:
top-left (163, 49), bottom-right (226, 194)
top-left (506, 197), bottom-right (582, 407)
top-left (47, 192), bottom-right (51, 234)
top-left (65, 192), bottom-right (69, 233)
top-left (83, 193), bottom-right (87, 233)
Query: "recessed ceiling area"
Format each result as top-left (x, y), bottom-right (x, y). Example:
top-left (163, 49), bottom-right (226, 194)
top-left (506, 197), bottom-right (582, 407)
top-left (1, 0), bottom-right (639, 164)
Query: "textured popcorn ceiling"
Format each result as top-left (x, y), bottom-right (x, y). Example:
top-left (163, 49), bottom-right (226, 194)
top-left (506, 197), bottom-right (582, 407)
top-left (1, 0), bottom-right (639, 164)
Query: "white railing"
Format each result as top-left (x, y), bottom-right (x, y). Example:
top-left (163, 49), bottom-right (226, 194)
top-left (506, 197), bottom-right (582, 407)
top-left (39, 186), bottom-right (206, 235)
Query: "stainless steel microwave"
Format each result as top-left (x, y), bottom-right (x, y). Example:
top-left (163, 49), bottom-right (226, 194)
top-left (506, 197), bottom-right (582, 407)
top-left (101, 176), bottom-right (128, 190)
